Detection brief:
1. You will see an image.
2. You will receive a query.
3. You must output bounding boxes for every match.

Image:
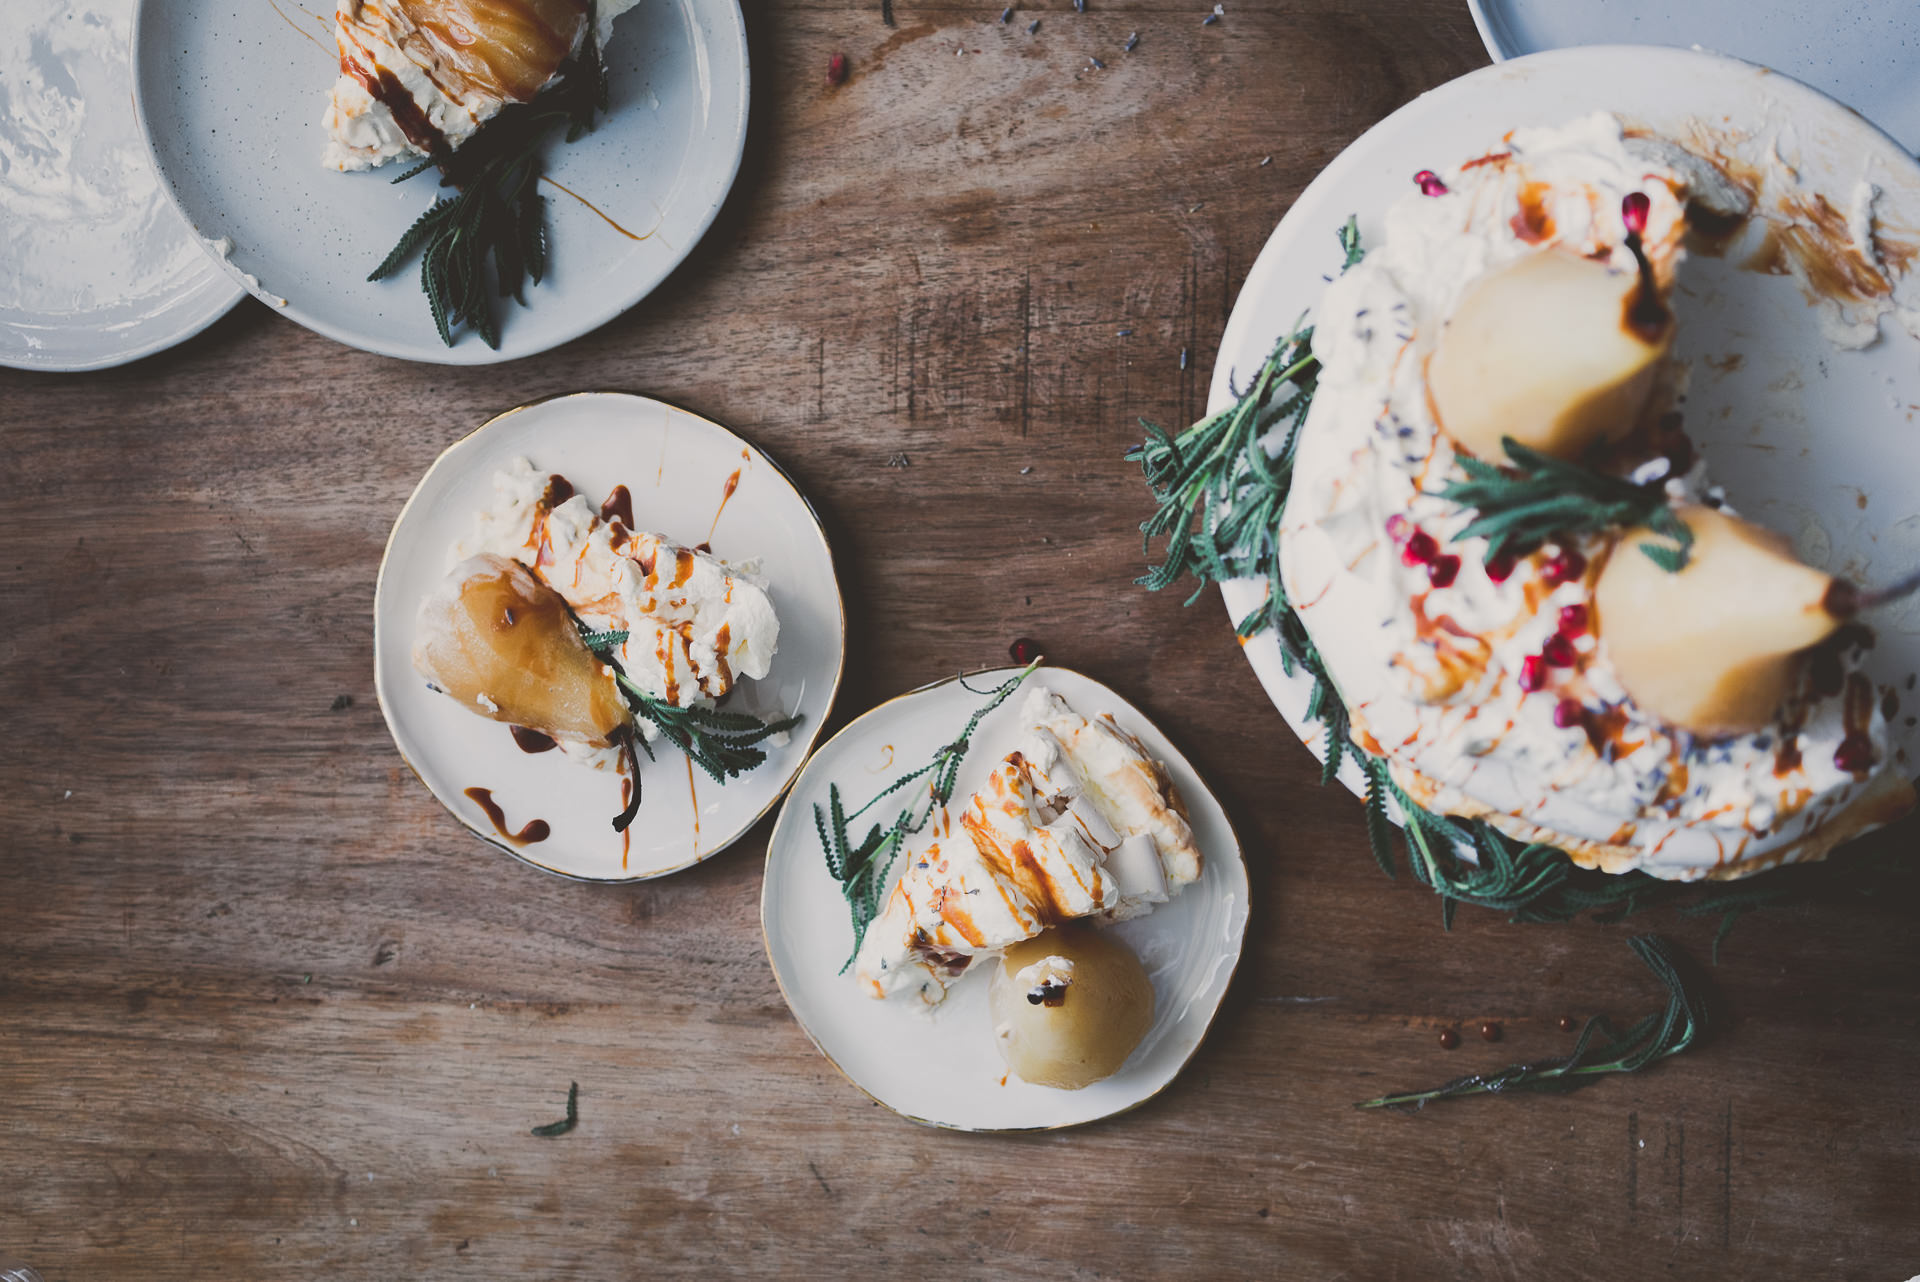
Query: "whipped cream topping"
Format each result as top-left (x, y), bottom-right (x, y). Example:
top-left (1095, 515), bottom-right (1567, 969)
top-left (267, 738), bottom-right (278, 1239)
top-left (322, 0), bottom-right (638, 171)
top-left (1279, 113), bottom-right (1904, 880)
top-left (1012, 955), bottom-right (1076, 990)
top-left (458, 457), bottom-right (779, 762)
top-left (855, 685), bottom-right (1201, 1004)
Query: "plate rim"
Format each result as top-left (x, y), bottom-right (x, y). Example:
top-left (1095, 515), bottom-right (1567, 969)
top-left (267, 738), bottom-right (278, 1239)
top-left (127, 0), bottom-right (752, 366)
top-left (372, 389), bottom-right (847, 881)
top-left (1210, 42), bottom-right (1920, 803)
top-left (758, 663), bottom-right (1252, 1132)
top-left (0, 268), bottom-right (247, 374)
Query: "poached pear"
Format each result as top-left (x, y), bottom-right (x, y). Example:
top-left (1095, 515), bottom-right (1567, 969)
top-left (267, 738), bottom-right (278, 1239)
top-left (1594, 505), bottom-right (1840, 737)
top-left (1429, 250), bottom-right (1671, 465)
top-left (413, 553), bottom-right (630, 747)
top-left (988, 926), bottom-right (1154, 1090)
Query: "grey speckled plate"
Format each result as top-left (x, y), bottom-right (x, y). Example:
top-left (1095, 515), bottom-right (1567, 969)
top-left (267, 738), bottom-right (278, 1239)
top-left (1466, 0), bottom-right (1920, 153)
top-left (130, 0), bottom-right (748, 365)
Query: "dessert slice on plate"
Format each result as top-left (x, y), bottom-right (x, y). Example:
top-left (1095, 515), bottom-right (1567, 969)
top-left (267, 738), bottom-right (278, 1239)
top-left (323, 0), bottom-right (640, 171)
top-left (760, 664), bottom-right (1248, 1126)
top-left (854, 686), bottom-right (1201, 1009)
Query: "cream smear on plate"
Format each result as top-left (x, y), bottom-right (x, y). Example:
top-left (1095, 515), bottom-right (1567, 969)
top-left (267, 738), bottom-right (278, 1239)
top-left (1280, 112), bottom-right (1908, 881)
top-left (0, 2), bottom-right (209, 327)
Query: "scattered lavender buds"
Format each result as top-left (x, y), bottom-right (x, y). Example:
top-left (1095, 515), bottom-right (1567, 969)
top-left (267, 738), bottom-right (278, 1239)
top-left (1074, 0), bottom-right (1085, 11)
top-left (1000, 6), bottom-right (1012, 20)
top-left (1123, 30), bottom-right (1138, 50)
top-left (1089, 55), bottom-right (1105, 68)
top-left (1259, 155), bottom-right (1272, 167)
top-left (1116, 327), bottom-right (1131, 336)
top-left (1203, 2), bottom-right (1222, 21)
top-left (1179, 347), bottom-right (1189, 369)
top-left (1027, 17), bottom-right (1040, 32)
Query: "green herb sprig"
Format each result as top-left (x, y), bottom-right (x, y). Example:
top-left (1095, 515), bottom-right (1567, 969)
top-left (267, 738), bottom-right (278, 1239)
top-left (531, 1081), bottom-right (579, 1136)
top-left (1441, 437), bottom-right (1694, 571)
top-left (613, 673), bottom-right (801, 784)
top-left (1129, 219), bottom-right (1361, 785)
top-left (1129, 217), bottom-right (1362, 642)
top-left (368, 14), bottom-right (608, 348)
top-left (817, 660), bottom-right (1041, 969)
top-left (579, 624), bottom-right (801, 832)
top-left (1356, 935), bottom-right (1707, 1109)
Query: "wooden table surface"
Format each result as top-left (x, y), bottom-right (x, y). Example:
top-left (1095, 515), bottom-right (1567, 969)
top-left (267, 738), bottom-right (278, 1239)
top-left (4, 0), bottom-right (1917, 1276)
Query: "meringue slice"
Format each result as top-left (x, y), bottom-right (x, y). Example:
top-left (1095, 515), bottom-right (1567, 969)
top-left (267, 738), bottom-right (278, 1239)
top-left (854, 686), bottom-right (1203, 1006)
top-left (455, 458), bottom-right (780, 760)
top-left (322, 0), bottom-right (639, 171)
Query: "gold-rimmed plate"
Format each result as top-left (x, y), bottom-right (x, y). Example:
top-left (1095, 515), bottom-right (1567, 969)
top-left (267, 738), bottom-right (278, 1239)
top-left (761, 665), bottom-right (1249, 1131)
top-left (374, 392), bottom-right (845, 880)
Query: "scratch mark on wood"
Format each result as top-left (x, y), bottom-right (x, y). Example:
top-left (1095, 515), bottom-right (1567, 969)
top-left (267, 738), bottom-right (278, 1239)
top-left (808, 1160), bottom-right (833, 1198)
top-left (1721, 1098), bottom-right (1733, 1249)
top-left (1671, 1119), bottom-right (1685, 1244)
top-left (1018, 265), bottom-right (1032, 439)
top-left (1626, 1112), bottom-right (1638, 1221)
top-left (814, 338), bottom-right (826, 422)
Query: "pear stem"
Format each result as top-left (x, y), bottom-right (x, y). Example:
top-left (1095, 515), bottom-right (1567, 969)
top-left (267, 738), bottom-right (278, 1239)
top-left (1849, 567), bottom-right (1920, 614)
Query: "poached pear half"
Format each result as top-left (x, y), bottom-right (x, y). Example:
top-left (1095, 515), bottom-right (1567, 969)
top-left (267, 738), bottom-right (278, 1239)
top-left (1595, 505), bottom-right (1841, 737)
top-left (413, 553), bottom-right (630, 747)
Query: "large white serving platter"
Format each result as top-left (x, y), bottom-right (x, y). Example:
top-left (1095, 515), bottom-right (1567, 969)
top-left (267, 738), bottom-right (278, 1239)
top-left (1, 0), bottom-right (244, 372)
top-left (1212, 46), bottom-right (1920, 800)
top-left (131, 0), bottom-right (748, 364)
top-left (374, 393), bottom-right (845, 880)
top-left (1466, 0), bottom-right (1920, 154)
top-left (761, 666), bottom-right (1250, 1131)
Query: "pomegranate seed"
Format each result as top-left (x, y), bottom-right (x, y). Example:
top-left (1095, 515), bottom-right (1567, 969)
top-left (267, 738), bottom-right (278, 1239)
top-left (1427, 554), bottom-right (1461, 588)
top-left (1541, 634), bottom-right (1576, 668)
top-left (1542, 548), bottom-right (1587, 585)
top-left (1557, 603), bottom-right (1589, 637)
top-left (1518, 654), bottom-right (1548, 693)
top-left (1009, 636), bottom-right (1040, 664)
top-left (1385, 513), bottom-right (1412, 543)
top-left (1479, 1021), bottom-right (1502, 1043)
top-left (1414, 169), bottom-right (1448, 197)
top-left (1485, 550), bottom-right (1517, 583)
top-left (1553, 698), bottom-right (1585, 729)
top-left (1834, 737), bottom-right (1874, 773)
top-left (827, 51), bottom-right (849, 84)
top-left (1438, 1028), bottom-right (1460, 1049)
top-left (1558, 1015), bottom-right (1577, 1032)
top-left (1401, 530), bottom-right (1438, 565)
top-left (1621, 191), bottom-right (1650, 235)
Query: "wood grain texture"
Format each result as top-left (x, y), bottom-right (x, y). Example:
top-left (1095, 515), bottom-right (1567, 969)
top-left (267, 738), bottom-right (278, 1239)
top-left (3, 0), bottom-right (1917, 1277)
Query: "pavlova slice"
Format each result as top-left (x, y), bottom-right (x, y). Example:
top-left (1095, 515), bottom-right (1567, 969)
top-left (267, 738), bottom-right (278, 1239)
top-left (853, 687), bottom-right (1201, 1005)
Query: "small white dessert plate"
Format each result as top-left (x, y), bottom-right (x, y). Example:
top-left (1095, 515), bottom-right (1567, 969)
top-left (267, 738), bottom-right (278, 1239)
top-left (1212, 45), bottom-right (1920, 801)
top-left (761, 666), bottom-right (1250, 1131)
top-left (374, 392), bottom-right (845, 880)
top-left (1, 0), bottom-right (244, 372)
top-left (1466, 0), bottom-right (1920, 154)
top-left (130, 0), bottom-right (748, 364)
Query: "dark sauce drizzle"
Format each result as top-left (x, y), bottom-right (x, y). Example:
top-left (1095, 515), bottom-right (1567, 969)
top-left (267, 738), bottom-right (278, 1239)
top-left (464, 787), bottom-right (551, 846)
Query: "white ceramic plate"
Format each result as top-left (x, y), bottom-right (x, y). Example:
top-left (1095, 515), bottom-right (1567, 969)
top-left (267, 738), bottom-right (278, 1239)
top-left (761, 666), bottom-right (1250, 1131)
top-left (1466, 0), bottom-right (1920, 154)
top-left (1212, 46), bottom-right (1920, 801)
top-left (130, 0), bottom-right (748, 364)
top-left (1, 0), bottom-right (244, 372)
top-left (374, 392), bottom-right (844, 880)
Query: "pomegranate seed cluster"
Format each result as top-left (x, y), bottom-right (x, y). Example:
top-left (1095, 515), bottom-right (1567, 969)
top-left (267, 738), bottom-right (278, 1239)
top-left (1383, 516), bottom-right (1600, 722)
top-left (1384, 515), bottom-right (1460, 589)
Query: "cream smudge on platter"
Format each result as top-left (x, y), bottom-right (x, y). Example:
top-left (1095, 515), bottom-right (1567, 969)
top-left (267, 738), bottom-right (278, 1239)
top-left (1278, 112), bottom-right (1911, 880)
